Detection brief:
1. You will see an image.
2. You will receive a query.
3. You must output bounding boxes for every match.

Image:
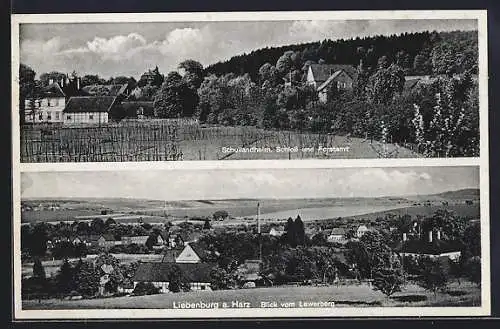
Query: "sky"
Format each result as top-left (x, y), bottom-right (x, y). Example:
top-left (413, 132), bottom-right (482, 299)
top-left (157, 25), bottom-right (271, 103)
top-left (21, 166), bottom-right (479, 201)
top-left (19, 19), bottom-right (477, 79)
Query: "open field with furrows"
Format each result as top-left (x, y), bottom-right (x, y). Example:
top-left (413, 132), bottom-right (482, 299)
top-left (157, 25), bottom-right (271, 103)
top-left (20, 120), bottom-right (419, 162)
top-left (22, 281), bottom-right (480, 310)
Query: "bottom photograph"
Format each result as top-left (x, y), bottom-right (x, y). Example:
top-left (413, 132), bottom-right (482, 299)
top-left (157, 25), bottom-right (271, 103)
top-left (16, 165), bottom-right (486, 318)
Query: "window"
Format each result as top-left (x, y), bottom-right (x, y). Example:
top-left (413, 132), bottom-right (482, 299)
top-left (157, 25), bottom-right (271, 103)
top-left (47, 99), bottom-right (51, 107)
top-left (201, 285), bottom-right (206, 290)
top-left (39, 112), bottom-right (43, 120)
top-left (47, 112), bottom-right (52, 120)
top-left (55, 112), bottom-right (60, 120)
top-left (66, 115), bottom-right (72, 120)
top-left (54, 98), bottom-right (59, 106)
top-left (89, 114), bottom-right (94, 120)
top-left (38, 101), bottom-right (42, 107)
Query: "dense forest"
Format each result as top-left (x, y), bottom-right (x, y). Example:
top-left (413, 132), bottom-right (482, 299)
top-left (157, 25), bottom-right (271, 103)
top-left (205, 30), bottom-right (478, 80)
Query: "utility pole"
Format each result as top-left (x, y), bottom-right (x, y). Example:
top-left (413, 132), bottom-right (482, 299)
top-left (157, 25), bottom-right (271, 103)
top-left (257, 202), bottom-right (262, 264)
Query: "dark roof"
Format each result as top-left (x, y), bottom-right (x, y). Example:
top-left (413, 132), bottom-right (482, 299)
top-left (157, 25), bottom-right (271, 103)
top-left (309, 64), bottom-right (357, 83)
top-left (161, 249), bottom-right (182, 263)
top-left (399, 239), bottom-right (462, 255)
top-left (63, 96), bottom-right (116, 113)
top-left (187, 241), bottom-right (211, 261)
top-left (330, 227), bottom-right (346, 236)
top-left (43, 83), bottom-right (66, 98)
top-left (133, 262), bottom-right (215, 283)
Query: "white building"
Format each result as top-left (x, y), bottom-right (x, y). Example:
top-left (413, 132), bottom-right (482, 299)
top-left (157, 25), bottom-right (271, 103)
top-left (24, 83), bottom-right (66, 124)
top-left (63, 96), bottom-right (118, 125)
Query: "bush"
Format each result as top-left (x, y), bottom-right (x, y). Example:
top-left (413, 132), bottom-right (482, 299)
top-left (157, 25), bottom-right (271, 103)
top-left (132, 282), bottom-right (161, 296)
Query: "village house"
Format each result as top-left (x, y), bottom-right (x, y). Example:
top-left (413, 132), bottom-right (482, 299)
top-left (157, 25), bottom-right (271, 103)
top-left (62, 96), bottom-right (120, 125)
top-left (356, 225), bottom-right (370, 238)
top-left (327, 227), bottom-right (347, 244)
top-left (269, 227), bottom-right (285, 237)
top-left (132, 241), bottom-right (216, 292)
top-left (96, 234), bottom-right (122, 248)
top-left (306, 64), bottom-right (357, 103)
top-left (121, 235), bottom-right (149, 246)
top-left (132, 262), bottom-right (215, 293)
top-left (24, 82), bottom-right (66, 124)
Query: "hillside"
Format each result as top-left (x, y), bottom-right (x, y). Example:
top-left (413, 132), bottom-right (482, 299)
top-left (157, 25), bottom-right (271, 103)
top-left (205, 30), bottom-right (478, 81)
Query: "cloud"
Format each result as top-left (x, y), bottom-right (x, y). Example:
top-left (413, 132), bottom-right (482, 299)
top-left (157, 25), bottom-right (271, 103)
top-left (83, 33), bottom-right (147, 60)
top-left (20, 37), bottom-right (63, 59)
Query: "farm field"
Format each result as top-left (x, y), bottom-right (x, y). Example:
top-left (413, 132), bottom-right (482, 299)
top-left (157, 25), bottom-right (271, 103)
top-left (21, 190), bottom-right (479, 225)
top-left (20, 121), bottom-right (419, 162)
top-left (22, 281), bottom-right (480, 310)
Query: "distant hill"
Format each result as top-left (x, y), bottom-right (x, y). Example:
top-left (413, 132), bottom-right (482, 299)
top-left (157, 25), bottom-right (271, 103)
top-left (434, 188), bottom-right (480, 200)
top-left (205, 30), bottom-right (478, 81)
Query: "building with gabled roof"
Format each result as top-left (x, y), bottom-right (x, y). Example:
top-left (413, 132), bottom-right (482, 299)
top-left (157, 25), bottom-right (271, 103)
top-left (24, 82), bottom-right (67, 124)
top-left (327, 227), bottom-right (347, 244)
top-left (132, 262), bottom-right (215, 292)
top-left (63, 96), bottom-right (119, 124)
top-left (306, 64), bottom-right (357, 102)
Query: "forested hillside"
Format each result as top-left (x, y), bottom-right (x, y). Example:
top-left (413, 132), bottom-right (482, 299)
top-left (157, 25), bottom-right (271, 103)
top-left (205, 30), bottom-right (478, 80)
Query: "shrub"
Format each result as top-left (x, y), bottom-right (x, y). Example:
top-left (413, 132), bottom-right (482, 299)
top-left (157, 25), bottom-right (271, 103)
top-left (132, 282), bottom-right (161, 296)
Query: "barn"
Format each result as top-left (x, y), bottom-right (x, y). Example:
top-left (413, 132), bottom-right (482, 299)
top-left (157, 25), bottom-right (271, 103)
top-left (62, 96), bottom-right (119, 124)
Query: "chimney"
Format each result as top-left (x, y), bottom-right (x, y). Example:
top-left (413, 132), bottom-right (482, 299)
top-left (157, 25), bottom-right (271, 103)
top-left (402, 233), bottom-right (407, 242)
top-left (428, 230), bottom-right (433, 243)
top-left (437, 230), bottom-right (441, 240)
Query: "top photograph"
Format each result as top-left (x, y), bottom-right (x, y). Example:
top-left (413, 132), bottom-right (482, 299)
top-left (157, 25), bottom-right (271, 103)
top-left (12, 11), bottom-right (486, 162)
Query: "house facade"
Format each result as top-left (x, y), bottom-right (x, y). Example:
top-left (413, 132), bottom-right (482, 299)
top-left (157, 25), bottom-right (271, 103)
top-left (132, 262), bottom-right (214, 293)
top-left (327, 227), bottom-right (347, 244)
top-left (24, 83), bottom-right (66, 124)
top-left (306, 64), bottom-right (356, 103)
top-left (356, 225), bottom-right (369, 238)
top-left (121, 235), bottom-right (149, 245)
top-left (63, 96), bottom-right (117, 124)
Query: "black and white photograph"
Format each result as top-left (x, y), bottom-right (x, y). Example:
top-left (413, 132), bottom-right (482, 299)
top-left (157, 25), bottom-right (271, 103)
top-left (12, 11), bottom-right (486, 162)
top-left (15, 165), bottom-right (488, 318)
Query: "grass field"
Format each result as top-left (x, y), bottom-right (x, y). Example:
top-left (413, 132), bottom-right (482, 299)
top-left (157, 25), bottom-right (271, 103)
top-left (22, 281), bottom-right (480, 310)
top-left (21, 121), bottom-right (419, 162)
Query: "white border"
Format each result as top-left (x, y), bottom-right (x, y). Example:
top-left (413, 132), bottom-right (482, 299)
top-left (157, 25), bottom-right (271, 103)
top-left (11, 10), bottom-right (490, 319)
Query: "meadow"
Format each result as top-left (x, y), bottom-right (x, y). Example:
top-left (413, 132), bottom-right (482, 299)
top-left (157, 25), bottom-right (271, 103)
top-left (22, 281), bottom-right (480, 310)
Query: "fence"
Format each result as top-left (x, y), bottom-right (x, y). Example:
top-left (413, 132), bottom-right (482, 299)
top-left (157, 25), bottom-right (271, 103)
top-left (20, 120), bottom-right (182, 162)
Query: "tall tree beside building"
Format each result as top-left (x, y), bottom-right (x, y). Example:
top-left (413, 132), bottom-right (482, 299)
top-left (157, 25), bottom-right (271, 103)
top-left (154, 72), bottom-right (186, 118)
top-left (33, 258), bottom-right (46, 281)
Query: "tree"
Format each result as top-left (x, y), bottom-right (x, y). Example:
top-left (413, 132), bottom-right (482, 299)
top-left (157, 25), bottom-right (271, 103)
top-left (145, 233), bottom-right (158, 250)
top-left (464, 257), bottom-right (481, 286)
top-left (19, 64), bottom-right (39, 125)
top-left (56, 259), bottom-right (75, 295)
top-left (365, 63), bottom-right (405, 105)
top-left (372, 265), bottom-right (405, 298)
top-left (81, 74), bottom-right (106, 87)
top-left (203, 220), bottom-right (212, 230)
top-left (132, 282), bottom-right (160, 295)
top-left (294, 215), bottom-right (306, 246)
top-left (39, 71), bottom-right (66, 87)
top-left (105, 217), bottom-right (116, 227)
top-left (417, 258), bottom-right (448, 296)
top-left (283, 217), bottom-right (296, 247)
top-left (154, 71), bottom-right (184, 118)
top-left (90, 218), bottom-right (105, 234)
top-left (167, 265), bottom-right (190, 292)
top-left (179, 60), bottom-right (204, 89)
top-left (209, 266), bottom-right (236, 290)
top-left (29, 223), bottom-right (49, 257)
top-left (33, 258), bottom-right (46, 280)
